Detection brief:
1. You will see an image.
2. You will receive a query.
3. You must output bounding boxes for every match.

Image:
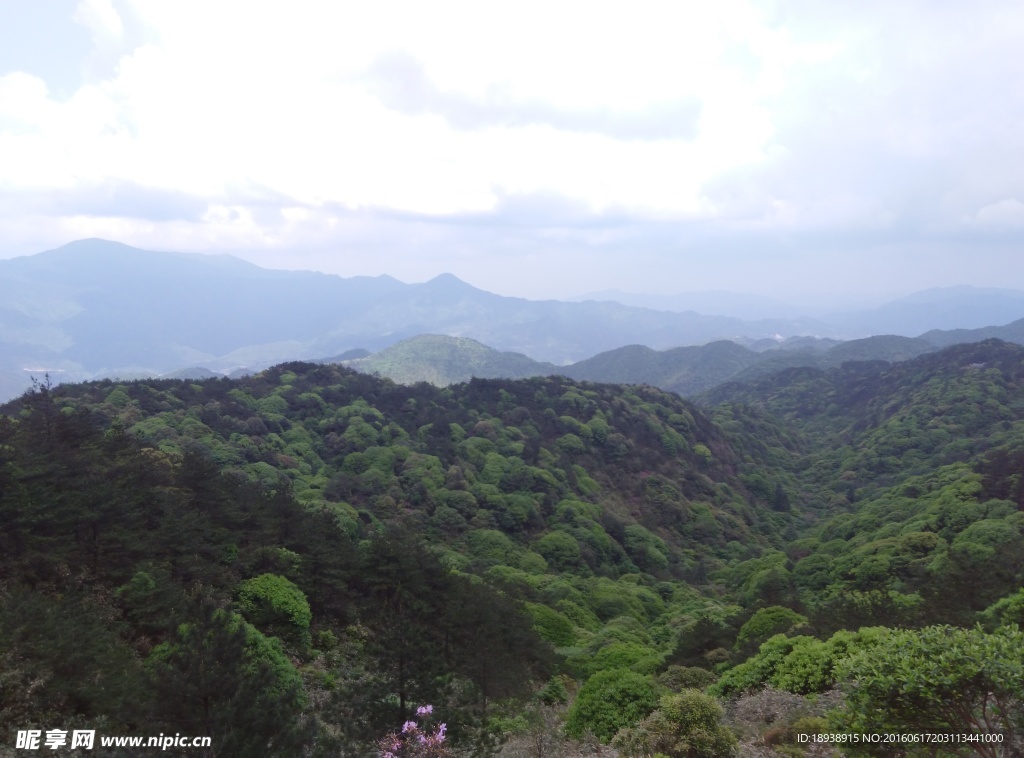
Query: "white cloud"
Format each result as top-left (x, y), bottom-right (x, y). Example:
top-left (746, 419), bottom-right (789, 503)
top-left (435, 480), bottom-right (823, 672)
top-left (3, 1), bottom-right (790, 216)
top-left (973, 199), bottom-right (1024, 229)
top-left (0, 72), bottom-right (55, 132)
top-left (1, 0), bottom-right (1023, 297)
top-left (73, 0), bottom-right (123, 40)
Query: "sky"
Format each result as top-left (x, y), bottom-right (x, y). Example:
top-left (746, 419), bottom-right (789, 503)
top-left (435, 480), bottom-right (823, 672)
top-left (0, 0), bottom-right (1022, 302)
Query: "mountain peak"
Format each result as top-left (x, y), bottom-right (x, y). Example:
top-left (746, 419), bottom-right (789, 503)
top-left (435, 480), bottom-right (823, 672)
top-left (423, 272), bottom-right (474, 290)
top-left (55, 237), bottom-right (136, 252)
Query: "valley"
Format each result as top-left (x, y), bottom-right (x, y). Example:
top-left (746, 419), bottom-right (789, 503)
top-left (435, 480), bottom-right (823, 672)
top-left (3, 337), bottom-right (1024, 754)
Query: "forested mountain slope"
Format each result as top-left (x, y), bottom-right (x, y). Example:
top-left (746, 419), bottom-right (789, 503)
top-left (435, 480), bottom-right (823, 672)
top-left (0, 365), bottom-right (803, 754)
top-left (14, 365), bottom-right (796, 574)
top-left (703, 339), bottom-right (1024, 628)
top-left (0, 394), bottom-right (555, 754)
top-left (4, 343), bottom-right (1024, 754)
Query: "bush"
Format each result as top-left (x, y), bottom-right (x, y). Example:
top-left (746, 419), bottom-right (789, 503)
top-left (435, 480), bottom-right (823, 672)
top-left (536, 676), bottom-right (569, 705)
top-left (831, 625), bottom-right (1024, 745)
top-left (735, 606), bottom-right (807, 649)
top-left (611, 690), bottom-right (737, 757)
top-left (564, 669), bottom-right (658, 742)
top-left (980, 588), bottom-right (1024, 629)
top-left (534, 531), bottom-right (581, 571)
top-left (555, 434), bottom-right (586, 455)
top-left (525, 603), bottom-right (576, 647)
top-left (237, 574), bottom-right (312, 646)
top-left (658, 666), bottom-right (717, 692)
top-left (581, 642), bottom-right (662, 677)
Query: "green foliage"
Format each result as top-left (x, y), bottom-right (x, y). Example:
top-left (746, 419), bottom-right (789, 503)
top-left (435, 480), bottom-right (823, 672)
top-left (669, 610), bottom-right (737, 669)
top-left (237, 573), bottom-right (312, 646)
top-left (611, 691), bottom-right (738, 758)
top-left (0, 586), bottom-right (149, 734)
top-left (565, 669), bottom-right (659, 742)
top-left (581, 642), bottom-right (662, 677)
top-left (718, 550), bottom-right (795, 608)
top-left (710, 634), bottom-right (801, 697)
top-left (534, 531), bottom-right (581, 571)
top-left (12, 342), bottom-right (1024, 748)
top-left (711, 628), bottom-right (885, 698)
top-left (0, 385), bottom-right (561, 752)
top-left (464, 529), bottom-right (519, 567)
top-left (15, 363), bottom-right (790, 600)
top-left (105, 387), bottom-right (132, 408)
top-left (735, 606), bottom-right (808, 649)
top-left (256, 394), bottom-right (289, 416)
top-left (537, 675), bottom-right (570, 705)
top-left (147, 602), bottom-right (309, 755)
top-left (525, 602), bottom-right (576, 647)
top-left (555, 433), bottom-right (587, 455)
top-left (623, 525), bottom-right (670, 573)
top-left (355, 527), bottom-right (552, 723)
top-left (657, 666), bottom-right (718, 692)
top-left (708, 341), bottom-right (1024, 629)
top-left (832, 625), bottom-right (1024, 749)
top-left (770, 637), bottom-right (844, 696)
top-left (980, 588), bottom-right (1024, 630)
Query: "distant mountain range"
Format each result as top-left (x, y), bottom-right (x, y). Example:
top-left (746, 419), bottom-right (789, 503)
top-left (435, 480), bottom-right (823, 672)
top-left (825, 286), bottom-right (1024, 336)
top-left (2, 238), bottom-right (1024, 402)
top-left (0, 239), bottom-right (824, 400)
top-left (332, 326), bottom-right (1024, 396)
top-left (571, 285), bottom-right (1024, 333)
top-left (339, 335), bottom-right (561, 386)
top-left (569, 289), bottom-right (810, 320)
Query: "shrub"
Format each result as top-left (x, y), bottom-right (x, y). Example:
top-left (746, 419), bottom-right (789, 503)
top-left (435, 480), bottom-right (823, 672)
top-left (735, 606), bottom-right (808, 649)
top-left (658, 666), bottom-right (717, 692)
top-left (237, 574), bottom-right (312, 646)
top-left (831, 625), bottom-right (1024, 744)
top-left (534, 531), bottom-right (581, 571)
top-left (611, 690), bottom-right (737, 758)
top-left (525, 603), bottom-right (576, 647)
top-left (565, 669), bottom-right (658, 742)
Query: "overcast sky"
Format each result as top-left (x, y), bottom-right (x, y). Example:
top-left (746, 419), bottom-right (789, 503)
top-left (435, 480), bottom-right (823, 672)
top-left (1, 0), bottom-right (1022, 301)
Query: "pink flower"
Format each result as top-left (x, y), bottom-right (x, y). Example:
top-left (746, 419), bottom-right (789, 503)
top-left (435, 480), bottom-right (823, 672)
top-left (416, 704), bottom-right (434, 716)
top-left (402, 720), bottom-right (417, 734)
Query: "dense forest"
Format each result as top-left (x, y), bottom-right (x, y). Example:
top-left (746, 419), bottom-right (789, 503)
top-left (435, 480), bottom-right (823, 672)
top-left (2, 339), bottom-right (1024, 756)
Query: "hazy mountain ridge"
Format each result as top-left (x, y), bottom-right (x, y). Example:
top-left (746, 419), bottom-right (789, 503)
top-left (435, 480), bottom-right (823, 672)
top-left (326, 326), bottom-right (1024, 397)
top-left (575, 284), bottom-right (1024, 334)
top-left (569, 288), bottom-right (811, 320)
top-left (824, 287), bottom-right (1024, 336)
top-left (919, 318), bottom-right (1024, 348)
top-left (340, 334), bottom-right (562, 385)
top-left (0, 239), bottom-right (835, 400)
top-left (3, 239), bottom-right (1024, 403)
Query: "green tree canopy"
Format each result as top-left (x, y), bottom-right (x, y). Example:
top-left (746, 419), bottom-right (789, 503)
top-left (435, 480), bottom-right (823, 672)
top-left (831, 624), bottom-right (1024, 755)
top-left (237, 573), bottom-right (312, 647)
top-left (612, 690), bottom-right (738, 758)
top-left (565, 669), bottom-right (658, 742)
